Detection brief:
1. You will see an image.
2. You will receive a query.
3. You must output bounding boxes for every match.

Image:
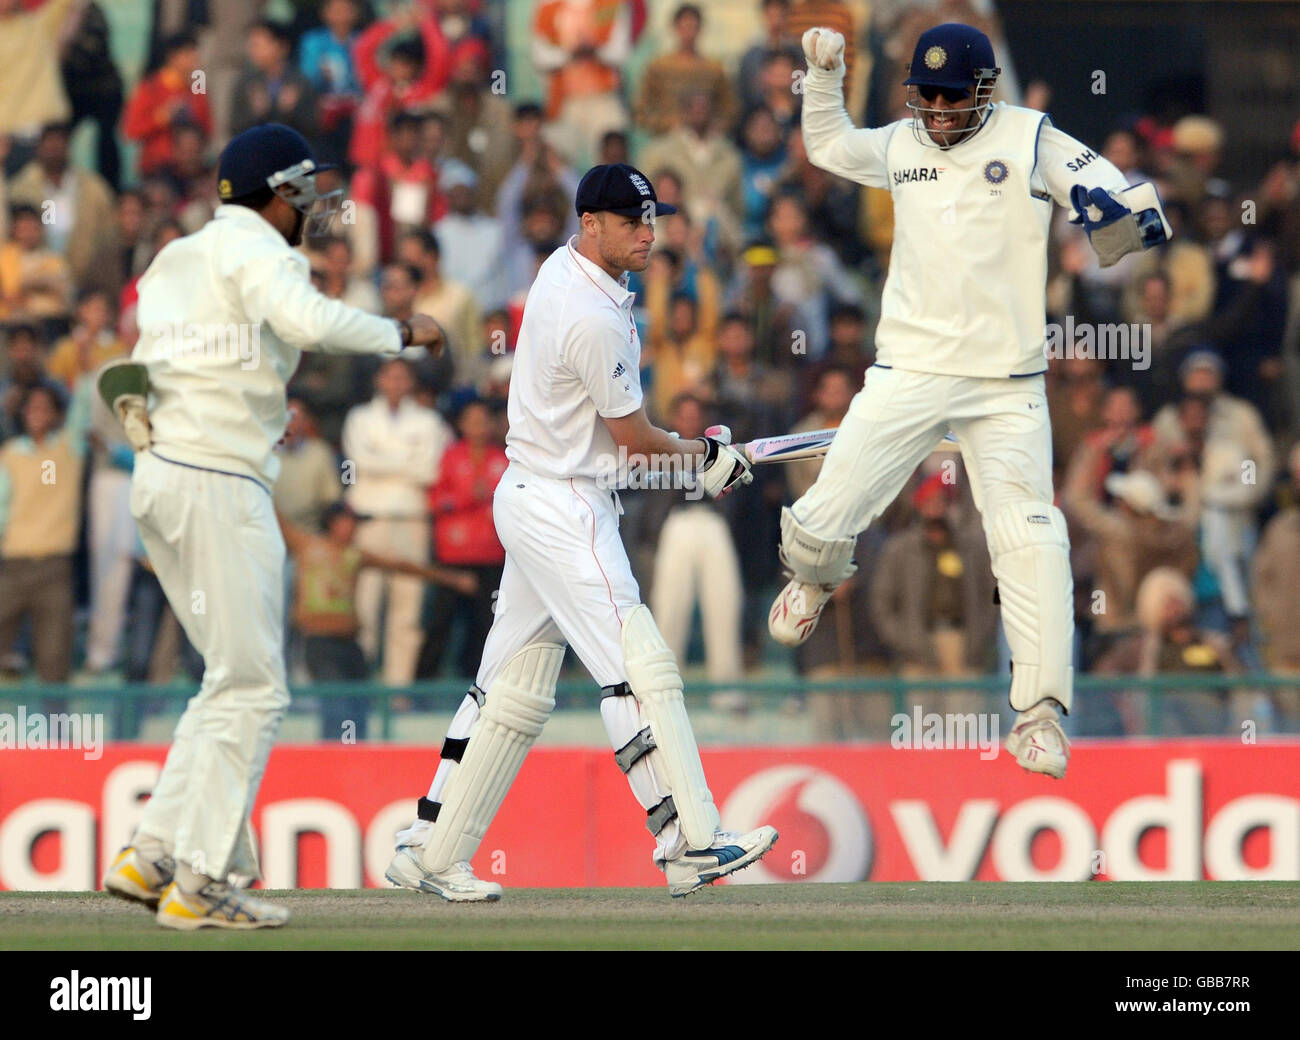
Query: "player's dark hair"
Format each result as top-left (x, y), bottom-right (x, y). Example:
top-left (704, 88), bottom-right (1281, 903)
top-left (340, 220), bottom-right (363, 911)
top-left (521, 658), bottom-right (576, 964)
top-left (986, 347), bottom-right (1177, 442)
top-left (674, 3), bottom-right (703, 24)
top-left (513, 102), bottom-right (544, 121)
top-left (9, 203), bottom-right (41, 223)
top-left (226, 184), bottom-right (276, 211)
top-left (720, 310), bottom-right (750, 328)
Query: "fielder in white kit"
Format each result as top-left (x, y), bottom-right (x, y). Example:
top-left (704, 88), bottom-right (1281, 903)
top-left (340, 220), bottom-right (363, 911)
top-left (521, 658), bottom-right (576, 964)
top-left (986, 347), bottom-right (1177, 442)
top-left (769, 24), bottom-right (1172, 778)
top-left (100, 124), bottom-right (447, 929)
top-left (387, 164), bottom-right (778, 900)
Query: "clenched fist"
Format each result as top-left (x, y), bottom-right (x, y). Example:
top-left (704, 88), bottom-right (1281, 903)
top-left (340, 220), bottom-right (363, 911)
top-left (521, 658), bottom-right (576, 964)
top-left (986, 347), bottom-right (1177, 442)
top-left (802, 27), bottom-right (845, 72)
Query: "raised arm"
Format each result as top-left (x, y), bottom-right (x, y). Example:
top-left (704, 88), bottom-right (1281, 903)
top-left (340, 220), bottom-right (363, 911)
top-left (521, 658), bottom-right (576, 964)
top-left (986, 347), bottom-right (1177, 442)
top-left (799, 29), bottom-right (895, 189)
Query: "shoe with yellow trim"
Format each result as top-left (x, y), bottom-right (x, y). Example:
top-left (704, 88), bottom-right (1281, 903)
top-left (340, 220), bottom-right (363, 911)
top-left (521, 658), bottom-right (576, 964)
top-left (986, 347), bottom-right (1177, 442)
top-left (155, 881), bottom-right (290, 931)
top-left (103, 845), bottom-right (175, 909)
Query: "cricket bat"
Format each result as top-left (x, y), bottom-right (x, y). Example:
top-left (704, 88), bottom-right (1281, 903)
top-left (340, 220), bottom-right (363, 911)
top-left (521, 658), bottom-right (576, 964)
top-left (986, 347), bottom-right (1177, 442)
top-left (737, 428), bottom-right (960, 465)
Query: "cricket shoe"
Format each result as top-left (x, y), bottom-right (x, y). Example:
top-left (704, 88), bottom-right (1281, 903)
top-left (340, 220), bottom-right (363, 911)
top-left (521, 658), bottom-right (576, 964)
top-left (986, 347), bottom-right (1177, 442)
top-left (384, 847), bottom-right (502, 902)
top-left (1005, 699), bottom-right (1070, 779)
top-left (768, 579), bottom-right (833, 647)
top-left (103, 845), bottom-right (175, 909)
top-left (663, 826), bottom-right (779, 898)
top-left (155, 881), bottom-right (289, 930)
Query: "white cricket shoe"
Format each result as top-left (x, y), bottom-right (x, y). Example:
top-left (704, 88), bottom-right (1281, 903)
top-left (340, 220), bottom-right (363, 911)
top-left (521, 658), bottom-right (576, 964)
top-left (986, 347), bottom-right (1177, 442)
top-left (155, 881), bottom-right (289, 930)
top-left (768, 579), bottom-right (833, 647)
top-left (1005, 699), bottom-right (1070, 779)
top-left (663, 826), bottom-right (779, 898)
top-left (384, 847), bottom-right (503, 902)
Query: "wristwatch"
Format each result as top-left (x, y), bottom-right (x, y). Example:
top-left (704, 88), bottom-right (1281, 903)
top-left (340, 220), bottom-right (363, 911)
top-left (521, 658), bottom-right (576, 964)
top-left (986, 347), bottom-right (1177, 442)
top-left (397, 319), bottom-right (413, 347)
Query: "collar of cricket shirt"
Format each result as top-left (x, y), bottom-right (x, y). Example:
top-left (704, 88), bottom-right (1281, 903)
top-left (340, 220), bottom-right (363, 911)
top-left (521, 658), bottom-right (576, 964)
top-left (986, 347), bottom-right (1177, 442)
top-left (566, 236), bottom-right (634, 310)
top-left (214, 202), bottom-right (286, 240)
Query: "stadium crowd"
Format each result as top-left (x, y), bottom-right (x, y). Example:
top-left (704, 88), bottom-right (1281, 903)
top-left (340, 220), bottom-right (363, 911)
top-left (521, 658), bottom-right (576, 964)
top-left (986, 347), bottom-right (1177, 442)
top-left (2, 0), bottom-right (1300, 737)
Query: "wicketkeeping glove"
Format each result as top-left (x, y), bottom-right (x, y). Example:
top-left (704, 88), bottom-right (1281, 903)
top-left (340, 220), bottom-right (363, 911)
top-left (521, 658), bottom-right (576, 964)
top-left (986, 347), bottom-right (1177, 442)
top-left (1069, 185), bottom-right (1142, 268)
top-left (801, 27), bottom-right (845, 73)
top-left (696, 425), bottom-right (754, 499)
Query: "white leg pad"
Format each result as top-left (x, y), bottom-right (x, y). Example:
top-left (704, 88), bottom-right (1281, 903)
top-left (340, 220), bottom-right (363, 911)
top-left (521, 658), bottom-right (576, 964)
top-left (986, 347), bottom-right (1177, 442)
top-left (779, 507), bottom-right (858, 586)
top-left (986, 502), bottom-right (1074, 713)
top-left (621, 605), bottom-right (720, 848)
top-left (420, 643), bottom-right (563, 872)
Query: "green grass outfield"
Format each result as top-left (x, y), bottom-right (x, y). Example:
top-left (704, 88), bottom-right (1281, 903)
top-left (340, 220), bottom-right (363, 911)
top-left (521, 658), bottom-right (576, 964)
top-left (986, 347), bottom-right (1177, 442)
top-left (2, 883), bottom-right (1299, 950)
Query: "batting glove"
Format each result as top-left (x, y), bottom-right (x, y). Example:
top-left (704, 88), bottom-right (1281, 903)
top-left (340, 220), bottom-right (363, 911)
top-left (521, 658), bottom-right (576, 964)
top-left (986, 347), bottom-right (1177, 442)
top-left (697, 424), bottom-right (754, 499)
top-left (802, 27), bottom-right (846, 72)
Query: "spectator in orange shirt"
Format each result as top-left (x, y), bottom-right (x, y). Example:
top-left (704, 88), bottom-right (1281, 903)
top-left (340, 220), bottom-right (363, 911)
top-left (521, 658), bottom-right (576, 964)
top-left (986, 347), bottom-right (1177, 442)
top-left (0, 204), bottom-right (74, 328)
top-left (415, 399), bottom-right (507, 679)
top-left (532, 0), bottom-right (632, 166)
top-left (123, 32), bottom-right (212, 177)
top-left (45, 288), bottom-right (124, 390)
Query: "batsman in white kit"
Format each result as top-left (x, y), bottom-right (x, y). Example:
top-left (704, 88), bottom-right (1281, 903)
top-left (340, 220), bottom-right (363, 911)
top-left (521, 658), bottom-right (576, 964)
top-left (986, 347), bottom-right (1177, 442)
top-left (770, 24), bottom-right (1172, 778)
top-left (387, 164), bottom-right (778, 900)
top-left (99, 124), bottom-right (447, 929)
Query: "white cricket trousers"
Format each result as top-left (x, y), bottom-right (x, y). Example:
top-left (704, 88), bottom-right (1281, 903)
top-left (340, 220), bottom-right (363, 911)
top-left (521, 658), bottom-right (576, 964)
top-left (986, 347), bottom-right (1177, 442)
top-left (793, 366), bottom-right (1055, 539)
top-left (413, 463), bottom-right (692, 861)
top-left (651, 507), bottom-right (743, 685)
top-left (130, 452), bottom-right (289, 880)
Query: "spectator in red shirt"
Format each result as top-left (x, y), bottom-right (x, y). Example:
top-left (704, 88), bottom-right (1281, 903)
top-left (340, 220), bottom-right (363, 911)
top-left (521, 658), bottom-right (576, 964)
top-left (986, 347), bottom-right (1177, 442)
top-left (415, 399), bottom-right (507, 678)
top-left (123, 32), bottom-right (212, 176)
top-left (350, 111), bottom-right (446, 269)
top-left (350, 4), bottom-right (451, 170)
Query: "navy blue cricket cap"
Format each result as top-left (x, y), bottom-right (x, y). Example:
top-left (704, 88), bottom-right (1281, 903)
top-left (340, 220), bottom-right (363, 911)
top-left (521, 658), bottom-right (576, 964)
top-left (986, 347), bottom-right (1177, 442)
top-left (575, 163), bottom-right (677, 218)
top-left (903, 23), bottom-right (998, 90)
top-left (217, 123), bottom-right (334, 202)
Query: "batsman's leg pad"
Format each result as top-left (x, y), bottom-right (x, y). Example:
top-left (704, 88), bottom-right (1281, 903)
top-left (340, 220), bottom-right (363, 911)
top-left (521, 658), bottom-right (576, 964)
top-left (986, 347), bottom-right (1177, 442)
top-left (621, 605), bottom-right (720, 848)
top-left (779, 507), bottom-right (857, 586)
top-left (420, 644), bottom-right (562, 872)
top-left (986, 502), bottom-right (1074, 713)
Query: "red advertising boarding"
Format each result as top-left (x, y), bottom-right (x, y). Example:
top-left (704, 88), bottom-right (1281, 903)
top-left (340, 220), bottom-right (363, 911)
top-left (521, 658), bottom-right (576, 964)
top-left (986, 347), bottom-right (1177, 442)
top-left (1, 742), bottom-right (1298, 890)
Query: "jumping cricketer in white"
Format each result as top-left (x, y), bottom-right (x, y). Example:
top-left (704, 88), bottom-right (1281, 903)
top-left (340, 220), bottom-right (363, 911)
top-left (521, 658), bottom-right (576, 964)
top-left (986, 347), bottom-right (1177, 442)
top-left (768, 24), bottom-right (1172, 779)
top-left (100, 124), bottom-right (448, 929)
top-left (387, 163), bottom-right (779, 900)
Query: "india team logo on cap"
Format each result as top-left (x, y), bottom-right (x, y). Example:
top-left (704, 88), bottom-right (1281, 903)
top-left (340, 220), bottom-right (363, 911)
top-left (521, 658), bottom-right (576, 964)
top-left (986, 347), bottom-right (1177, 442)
top-left (924, 45), bottom-right (947, 70)
top-left (218, 178), bottom-right (233, 200)
top-left (983, 160), bottom-right (1009, 185)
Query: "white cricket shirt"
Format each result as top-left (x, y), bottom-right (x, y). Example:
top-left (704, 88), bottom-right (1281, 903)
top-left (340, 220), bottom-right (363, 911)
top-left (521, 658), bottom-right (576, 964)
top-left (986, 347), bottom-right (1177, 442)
top-left (505, 237), bottom-right (643, 481)
top-left (132, 204), bottom-right (403, 489)
top-left (802, 65), bottom-right (1130, 378)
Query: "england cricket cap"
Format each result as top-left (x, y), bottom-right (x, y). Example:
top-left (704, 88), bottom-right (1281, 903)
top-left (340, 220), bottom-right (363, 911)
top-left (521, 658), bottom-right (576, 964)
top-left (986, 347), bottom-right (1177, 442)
top-left (903, 23), bottom-right (997, 89)
top-left (575, 163), bottom-right (677, 218)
